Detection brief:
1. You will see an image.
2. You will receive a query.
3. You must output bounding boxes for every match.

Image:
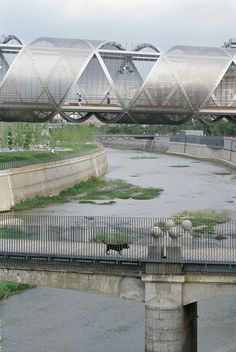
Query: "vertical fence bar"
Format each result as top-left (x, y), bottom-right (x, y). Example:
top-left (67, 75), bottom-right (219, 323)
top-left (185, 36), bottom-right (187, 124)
top-left (0, 215), bottom-right (235, 274)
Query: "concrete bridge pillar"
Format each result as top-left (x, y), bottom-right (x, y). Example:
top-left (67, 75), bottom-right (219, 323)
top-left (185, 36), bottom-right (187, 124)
top-left (143, 275), bottom-right (197, 352)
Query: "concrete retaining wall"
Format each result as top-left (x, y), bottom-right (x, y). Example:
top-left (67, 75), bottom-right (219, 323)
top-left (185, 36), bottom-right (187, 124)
top-left (168, 142), bottom-right (236, 167)
top-left (0, 147), bottom-right (108, 212)
top-left (100, 135), bottom-right (236, 168)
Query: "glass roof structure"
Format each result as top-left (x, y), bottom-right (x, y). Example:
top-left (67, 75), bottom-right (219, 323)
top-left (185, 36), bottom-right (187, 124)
top-left (0, 35), bottom-right (236, 124)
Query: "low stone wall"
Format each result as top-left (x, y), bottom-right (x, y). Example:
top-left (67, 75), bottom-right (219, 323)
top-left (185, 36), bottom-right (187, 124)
top-left (0, 147), bottom-right (108, 212)
top-left (168, 142), bottom-right (236, 167)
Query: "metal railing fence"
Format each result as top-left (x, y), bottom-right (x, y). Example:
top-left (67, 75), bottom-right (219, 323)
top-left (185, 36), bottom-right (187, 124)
top-left (0, 214), bottom-right (235, 274)
top-left (170, 135), bottom-right (225, 149)
top-left (224, 137), bottom-right (236, 152)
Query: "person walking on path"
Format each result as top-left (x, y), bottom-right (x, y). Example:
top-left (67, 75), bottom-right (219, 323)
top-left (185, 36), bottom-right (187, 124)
top-left (106, 92), bottom-right (111, 104)
top-left (76, 93), bottom-right (82, 105)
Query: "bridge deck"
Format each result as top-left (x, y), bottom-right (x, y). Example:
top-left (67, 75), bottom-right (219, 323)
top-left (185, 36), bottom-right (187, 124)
top-left (0, 239), bottom-right (235, 263)
top-left (1, 101), bottom-right (236, 115)
top-left (0, 215), bottom-right (235, 274)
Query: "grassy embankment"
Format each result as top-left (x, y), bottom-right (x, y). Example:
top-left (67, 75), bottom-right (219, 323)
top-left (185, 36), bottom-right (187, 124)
top-left (11, 177), bottom-right (163, 211)
top-left (0, 144), bottom-right (97, 163)
top-left (0, 124), bottom-right (99, 297)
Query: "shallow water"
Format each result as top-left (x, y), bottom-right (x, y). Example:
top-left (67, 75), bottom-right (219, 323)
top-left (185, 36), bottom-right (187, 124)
top-left (2, 147), bottom-right (236, 352)
top-left (21, 148), bottom-right (236, 219)
top-left (1, 287), bottom-right (236, 352)
top-left (1, 287), bottom-right (145, 352)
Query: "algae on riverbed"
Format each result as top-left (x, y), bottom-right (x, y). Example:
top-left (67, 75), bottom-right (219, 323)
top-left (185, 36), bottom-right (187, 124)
top-left (173, 209), bottom-right (229, 233)
top-left (11, 177), bottom-right (163, 211)
top-left (0, 280), bottom-right (33, 300)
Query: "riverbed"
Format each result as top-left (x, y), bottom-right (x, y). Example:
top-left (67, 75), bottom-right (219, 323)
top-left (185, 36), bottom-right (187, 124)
top-left (19, 148), bottom-right (236, 219)
top-left (1, 148), bottom-right (236, 352)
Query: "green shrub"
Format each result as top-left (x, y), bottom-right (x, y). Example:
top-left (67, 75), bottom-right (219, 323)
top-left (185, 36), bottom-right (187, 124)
top-left (93, 233), bottom-right (132, 244)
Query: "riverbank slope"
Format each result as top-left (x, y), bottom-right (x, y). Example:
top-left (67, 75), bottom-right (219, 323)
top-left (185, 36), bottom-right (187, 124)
top-left (0, 146), bottom-right (108, 212)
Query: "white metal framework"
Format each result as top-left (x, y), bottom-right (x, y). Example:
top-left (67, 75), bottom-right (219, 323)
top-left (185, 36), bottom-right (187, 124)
top-left (1, 35), bottom-right (236, 124)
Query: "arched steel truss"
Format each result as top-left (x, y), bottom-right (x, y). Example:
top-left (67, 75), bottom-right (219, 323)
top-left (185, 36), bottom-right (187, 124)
top-left (0, 35), bottom-right (236, 124)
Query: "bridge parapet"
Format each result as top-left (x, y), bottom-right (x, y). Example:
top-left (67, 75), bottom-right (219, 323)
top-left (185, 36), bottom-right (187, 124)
top-left (1, 214), bottom-right (236, 352)
top-left (0, 214), bottom-right (235, 276)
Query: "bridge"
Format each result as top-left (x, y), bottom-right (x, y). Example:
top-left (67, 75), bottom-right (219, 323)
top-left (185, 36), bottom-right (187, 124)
top-left (1, 35), bottom-right (236, 125)
top-left (1, 214), bottom-right (236, 351)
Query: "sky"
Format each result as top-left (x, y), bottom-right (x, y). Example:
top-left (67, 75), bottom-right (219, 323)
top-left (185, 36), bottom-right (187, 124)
top-left (1, 0), bottom-right (236, 50)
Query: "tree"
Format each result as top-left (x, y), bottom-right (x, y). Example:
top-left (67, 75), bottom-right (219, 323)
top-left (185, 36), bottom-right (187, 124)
top-left (22, 126), bottom-right (32, 150)
top-left (7, 128), bottom-right (13, 150)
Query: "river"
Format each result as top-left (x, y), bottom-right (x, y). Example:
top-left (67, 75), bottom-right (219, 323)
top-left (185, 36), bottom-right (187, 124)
top-left (1, 148), bottom-right (236, 352)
